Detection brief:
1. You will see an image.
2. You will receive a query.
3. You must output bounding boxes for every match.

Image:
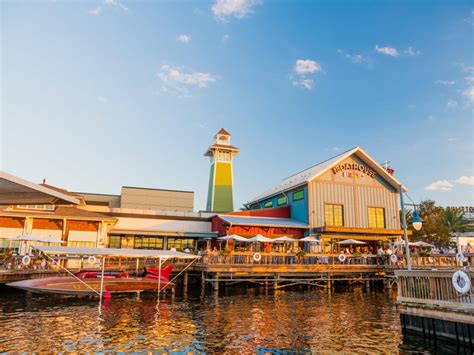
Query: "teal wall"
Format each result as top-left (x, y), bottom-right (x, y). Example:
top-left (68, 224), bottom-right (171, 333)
top-left (254, 185), bottom-right (309, 224)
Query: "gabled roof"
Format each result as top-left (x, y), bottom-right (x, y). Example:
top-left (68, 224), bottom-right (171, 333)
top-left (0, 172), bottom-right (81, 205)
top-left (218, 215), bottom-right (309, 228)
top-left (216, 128), bottom-right (230, 136)
top-left (248, 147), bottom-right (406, 203)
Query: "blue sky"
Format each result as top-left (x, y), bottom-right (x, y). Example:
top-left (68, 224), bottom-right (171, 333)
top-left (1, 0), bottom-right (473, 210)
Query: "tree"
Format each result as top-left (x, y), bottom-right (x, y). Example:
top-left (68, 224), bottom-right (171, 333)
top-left (440, 207), bottom-right (470, 233)
top-left (410, 200), bottom-right (453, 248)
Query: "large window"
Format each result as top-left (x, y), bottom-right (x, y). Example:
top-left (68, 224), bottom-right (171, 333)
top-left (368, 207), bottom-right (385, 228)
top-left (324, 204), bottom-right (344, 226)
top-left (167, 238), bottom-right (194, 251)
top-left (134, 236), bottom-right (164, 250)
top-left (108, 235), bottom-right (122, 248)
top-left (277, 195), bottom-right (287, 206)
top-left (292, 190), bottom-right (304, 202)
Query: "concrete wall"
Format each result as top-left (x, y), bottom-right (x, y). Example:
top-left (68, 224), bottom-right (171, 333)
top-left (120, 187), bottom-right (194, 212)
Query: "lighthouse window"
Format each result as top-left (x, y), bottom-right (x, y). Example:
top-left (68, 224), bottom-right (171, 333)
top-left (218, 151), bottom-right (231, 162)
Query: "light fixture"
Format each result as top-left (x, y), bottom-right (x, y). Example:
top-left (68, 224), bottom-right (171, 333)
top-left (410, 210), bottom-right (424, 231)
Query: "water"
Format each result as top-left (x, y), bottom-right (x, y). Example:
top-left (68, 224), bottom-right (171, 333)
top-left (0, 286), bottom-right (464, 353)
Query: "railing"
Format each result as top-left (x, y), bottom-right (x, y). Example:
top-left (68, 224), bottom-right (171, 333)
top-left (396, 269), bottom-right (473, 308)
top-left (198, 252), bottom-right (474, 268)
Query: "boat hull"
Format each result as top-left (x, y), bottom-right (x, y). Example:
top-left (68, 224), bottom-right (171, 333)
top-left (7, 276), bottom-right (174, 296)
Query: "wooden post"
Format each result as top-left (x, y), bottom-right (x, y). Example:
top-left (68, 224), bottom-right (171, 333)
top-left (213, 273), bottom-right (219, 292)
top-left (183, 271), bottom-right (189, 292)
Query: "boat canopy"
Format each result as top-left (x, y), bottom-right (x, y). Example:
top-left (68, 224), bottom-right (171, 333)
top-left (33, 245), bottom-right (200, 259)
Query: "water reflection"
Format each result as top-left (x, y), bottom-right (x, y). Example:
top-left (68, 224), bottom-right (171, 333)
top-left (0, 286), bottom-right (461, 353)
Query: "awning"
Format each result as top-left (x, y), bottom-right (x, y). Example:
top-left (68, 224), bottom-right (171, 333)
top-left (218, 215), bottom-right (309, 229)
top-left (110, 229), bottom-right (184, 237)
top-left (33, 245), bottom-right (199, 259)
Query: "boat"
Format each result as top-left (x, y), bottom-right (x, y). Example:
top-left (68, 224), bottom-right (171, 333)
top-left (7, 266), bottom-right (174, 295)
top-left (6, 245), bottom-right (200, 297)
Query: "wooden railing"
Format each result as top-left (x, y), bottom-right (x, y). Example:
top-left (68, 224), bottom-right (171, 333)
top-left (396, 269), bottom-right (473, 308)
top-left (198, 252), bottom-right (473, 268)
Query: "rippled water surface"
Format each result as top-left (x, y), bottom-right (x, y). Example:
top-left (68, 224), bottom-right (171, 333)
top-left (0, 286), bottom-right (461, 353)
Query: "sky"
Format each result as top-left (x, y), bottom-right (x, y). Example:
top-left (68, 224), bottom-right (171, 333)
top-left (1, 0), bottom-right (473, 211)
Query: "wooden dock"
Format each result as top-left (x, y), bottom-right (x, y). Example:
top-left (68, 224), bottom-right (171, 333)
top-left (396, 269), bottom-right (473, 350)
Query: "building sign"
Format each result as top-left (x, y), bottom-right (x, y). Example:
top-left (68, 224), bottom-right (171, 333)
top-left (332, 163), bottom-right (377, 179)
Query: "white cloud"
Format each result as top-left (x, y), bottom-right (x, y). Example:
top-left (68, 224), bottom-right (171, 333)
top-left (177, 34), bottom-right (192, 43)
top-left (375, 45), bottom-right (399, 57)
top-left (404, 47), bottom-right (421, 56)
top-left (291, 59), bottom-right (321, 90)
top-left (97, 96), bottom-right (108, 103)
top-left (212, 0), bottom-right (262, 20)
top-left (292, 78), bottom-right (314, 90)
top-left (435, 80), bottom-right (455, 85)
top-left (89, 6), bottom-right (102, 15)
top-left (222, 34), bottom-right (230, 43)
top-left (446, 99), bottom-right (458, 109)
top-left (158, 65), bottom-right (218, 96)
top-left (425, 180), bottom-right (453, 192)
top-left (294, 59), bottom-right (321, 74)
top-left (455, 176), bottom-right (474, 185)
top-left (104, 0), bottom-right (128, 11)
top-left (337, 49), bottom-right (367, 64)
top-left (463, 86), bottom-right (474, 102)
top-left (465, 76), bottom-right (474, 83)
top-left (447, 137), bottom-right (458, 142)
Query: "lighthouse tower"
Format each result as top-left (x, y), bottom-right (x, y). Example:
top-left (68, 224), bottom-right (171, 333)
top-left (204, 128), bottom-right (240, 212)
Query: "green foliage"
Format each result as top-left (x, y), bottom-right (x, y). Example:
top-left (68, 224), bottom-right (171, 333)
top-left (441, 207), bottom-right (471, 233)
top-left (409, 200), bottom-right (455, 249)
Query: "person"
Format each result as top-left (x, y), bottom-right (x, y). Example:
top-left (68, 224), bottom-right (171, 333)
top-left (463, 243), bottom-right (473, 253)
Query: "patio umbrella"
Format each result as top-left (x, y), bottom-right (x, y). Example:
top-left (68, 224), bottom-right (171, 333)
top-left (412, 241), bottom-right (434, 248)
top-left (299, 236), bottom-right (320, 243)
top-left (273, 236), bottom-right (297, 243)
top-left (394, 241), bottom-right (416, 247)
top-left (8, 235), bottom-right (65, 244)
top-left (336, 239), bottom-right (367, 245)
top-left (249, 234), bottom-right (274, 243)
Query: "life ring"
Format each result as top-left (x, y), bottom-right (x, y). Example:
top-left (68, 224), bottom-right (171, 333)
top-left (253, 252), bottom-right (262, 262)
top-left (456, 252), bottom-right (465, 262)
top-left (21, 255), bottom-right (31, 266)
top-left (88, 256), bottom-right (97, 265)
top-left (452, 270), bottom-right (471, 294)
top-left (390, 254), bottom-right (398, 263)
top-left (338, 254), bottom-right (346, 262)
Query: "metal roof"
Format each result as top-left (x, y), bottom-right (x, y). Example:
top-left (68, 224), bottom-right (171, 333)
top-left (34, 245), bottom-right (199, 259)
top-left (218, 215), bottom-right (309, 228)
top-left (248, 147), bottom-right (406, 203)
top-left (0, 172), bottom-right (81, 205)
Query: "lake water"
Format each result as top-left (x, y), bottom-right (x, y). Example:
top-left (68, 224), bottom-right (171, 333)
top-left (0, 286), bottom-right (463, 353)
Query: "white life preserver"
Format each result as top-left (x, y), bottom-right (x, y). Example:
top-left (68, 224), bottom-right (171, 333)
top-left (456, 252), bottom-right (465, 262)
top-left (253, 252), bottom-right (262, 262)
top-left (390, 254), bottom-right (398, 263)
top-left (21, 255), bottom-right (31, 266)
top-left (452, 270), bottom-right (471, 294)
top-left (87, 256), bottom-right (97, 265)
top-left (338, 254), bottom-right (346, 262)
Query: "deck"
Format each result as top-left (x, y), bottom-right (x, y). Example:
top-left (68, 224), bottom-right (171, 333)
top-left (396, 269), bottom-right (473, 349)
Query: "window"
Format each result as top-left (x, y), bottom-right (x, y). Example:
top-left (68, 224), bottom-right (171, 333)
top-left (16, 204), bottom-right (55, 211)
top-left (325, 204), bottom-right (344, 226)
top-left (134, 236), bottom-right (164, 250)
top-left (263, 200), bottom-right (273, 208)
top-left (68, 241), bottom-right (96, 248)
top-left (277, 196), bottom-right (287, 206)
top-left (250, 204), bottom-right (260, 210)
top-left (108, 235), bottom-right (122, 249)
top-left (217, 151), bottom-right (231, 162)
top-left (167, 238), bottom-right (194, 251)
top-left (292, 190), bottom-right (304, 202)
top-left (368, 207), bottom-right (385, 228)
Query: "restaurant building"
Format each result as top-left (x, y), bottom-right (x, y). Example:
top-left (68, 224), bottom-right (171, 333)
top-left (0, 172), bottom-right (216, 252)
top-left (247, 147), bottom-right (408, 251)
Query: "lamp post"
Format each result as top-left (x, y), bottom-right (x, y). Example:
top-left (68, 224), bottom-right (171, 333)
top-left (399, 184), bottom-right (424, 271)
